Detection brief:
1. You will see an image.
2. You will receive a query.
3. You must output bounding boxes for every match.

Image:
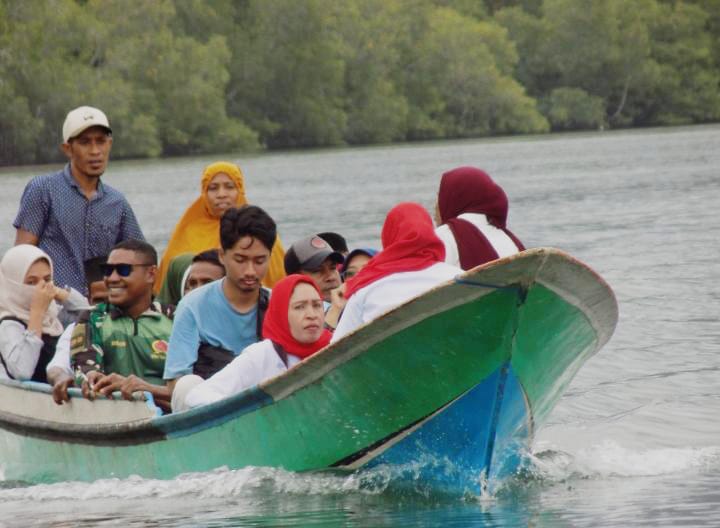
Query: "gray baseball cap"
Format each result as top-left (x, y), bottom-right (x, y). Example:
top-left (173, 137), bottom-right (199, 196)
top-left (284, 235), bottom-right (344, 274)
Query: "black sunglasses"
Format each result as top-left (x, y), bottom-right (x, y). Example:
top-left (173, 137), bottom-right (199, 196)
top-left (101, 263), bottom-right (153, 277)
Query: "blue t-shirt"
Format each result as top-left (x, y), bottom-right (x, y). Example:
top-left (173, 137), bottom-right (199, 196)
top-left (163, 280), bottom-right (261, 380)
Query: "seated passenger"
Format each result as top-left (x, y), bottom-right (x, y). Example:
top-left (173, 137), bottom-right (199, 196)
top-left (331, 203), bottom-right (462, 342)
top-left (163, 206), bottom-right (276, 404)
top-left (183, 249), bottom-right (225, 295)
top-left (317, 231), bottom-right (349, 257)
top-left (341, 248), bottom-right (377, 280)
top-left (179, 275), bottom-right (331, 411)
top-left (156, 252), bottom-right (193, 306)
top-left (434, 167), bottom-right (524, 270)
top-left (324, 247), bottom-right (378, 331)
top-left (0, 245), bottom-right (88, 383)
top-left (155, 161), bottom-right (286, 293)
top-left (83, 256), bottom-right (109, 306)
top-left (284, 236), bottom-right (344, 306)
top-left (47, 240), bottom-right (173, 409)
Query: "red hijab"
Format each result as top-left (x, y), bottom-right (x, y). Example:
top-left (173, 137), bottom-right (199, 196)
top-left (344, 203), bottom-right (445, 299)
top-left (262, 275), bottom-right (331, 359)
top-left (438, 167), bottom-right (524, 270)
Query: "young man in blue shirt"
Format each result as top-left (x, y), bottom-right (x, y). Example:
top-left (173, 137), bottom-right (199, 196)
top-left (164, 205), bottom-right (277, 407)
top-left (13, 106), bottom-right (144, 295)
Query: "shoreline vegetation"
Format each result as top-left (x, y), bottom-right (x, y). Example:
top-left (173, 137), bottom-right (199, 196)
top-left (1, 0), bottom-right (719, 168)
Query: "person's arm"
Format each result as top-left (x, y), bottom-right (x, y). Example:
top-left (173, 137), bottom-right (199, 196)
top-left (0, 321), bottom-right (43, 380)
top-left (15, 228), bottom-right (39, 246)
top-left (184, 342), bottom-right (276, 409)
top-left (13, 178), bottom-right (48, 245)
top-left (26, 281), bottom-right (55, 337)
top-left (118, 200), bottom-right (145, 242)
top-left (47, 324), bottom-right (76, 404)
top-left (162, 303), bottom-right (201, 381)
top-left (330, 294), bottom-right (365, 343)
top-left (324, 284), bottom-right (347, 331)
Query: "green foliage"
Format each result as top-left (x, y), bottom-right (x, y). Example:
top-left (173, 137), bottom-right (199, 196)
top-left (541, 88), bottom-right (606, 130)
top-left (0, 0), bottom-right (718, 165)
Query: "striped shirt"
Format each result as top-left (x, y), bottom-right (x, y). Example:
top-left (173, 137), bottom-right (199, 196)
top-left (13, 164), bottom-right (144, 294)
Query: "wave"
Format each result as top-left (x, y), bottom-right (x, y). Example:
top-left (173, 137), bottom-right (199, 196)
top-left (2, 442), bottom-right (717, 504)
top-left (526, 441), bottom-right (720, 481)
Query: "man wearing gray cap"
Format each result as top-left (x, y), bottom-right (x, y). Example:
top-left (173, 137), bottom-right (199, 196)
top-left (13, 106), bottom-right (144, 295)
top-left (284, 235), bottom-right (344, 305)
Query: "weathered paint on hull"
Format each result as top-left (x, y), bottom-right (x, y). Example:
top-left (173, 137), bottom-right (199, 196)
top-left (0, 249), bottom-right (617, 492)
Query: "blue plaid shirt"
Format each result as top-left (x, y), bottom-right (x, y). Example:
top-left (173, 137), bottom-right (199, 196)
top-left (13, 164), bottom-right (145, 294)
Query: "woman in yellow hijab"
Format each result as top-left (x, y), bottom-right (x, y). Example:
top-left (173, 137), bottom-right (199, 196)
top-left (155, 162), bottom-right (286, 294)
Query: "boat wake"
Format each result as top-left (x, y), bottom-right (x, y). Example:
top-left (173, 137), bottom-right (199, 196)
top-left (524, 441), bottom-right (720, 482)
top-left (1, 442), bottom-right (717, 505)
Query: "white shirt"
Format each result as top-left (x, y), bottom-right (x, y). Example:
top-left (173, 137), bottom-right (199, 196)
top-left (184, 339), bottom-right (301, 408)
top-left (435, 213), bottom-right (520, 268)
top-left (45, 323), bottom-right (75, 378)
top-left (331, 262), bottom-right (461, 342)
top-left (0, 320), bottom-right (44, 380)
top-left (0, 289), bottom-right (89, 381)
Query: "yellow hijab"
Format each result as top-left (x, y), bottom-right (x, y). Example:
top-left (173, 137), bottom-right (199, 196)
top-left (155, 162), bottom-right (286, 294)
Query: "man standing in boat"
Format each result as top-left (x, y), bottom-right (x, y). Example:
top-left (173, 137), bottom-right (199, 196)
top-left (13, 106), bottom-right (145, 296)
top-left (164, 205), bottom-right (277, 411)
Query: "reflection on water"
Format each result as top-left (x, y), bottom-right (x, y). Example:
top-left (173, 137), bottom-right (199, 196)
top-left (1, 125), bottom-right (719, 526)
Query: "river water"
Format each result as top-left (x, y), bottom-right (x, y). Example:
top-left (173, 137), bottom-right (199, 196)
top-left (0, 126), bottom-right (719, 526)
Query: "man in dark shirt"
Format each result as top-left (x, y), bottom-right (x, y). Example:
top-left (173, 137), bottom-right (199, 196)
top-left (13, 106), bottom-right (144, 295)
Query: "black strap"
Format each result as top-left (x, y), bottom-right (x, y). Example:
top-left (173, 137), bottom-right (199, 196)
top-left (0, 317), bottom-right (27, 380)
top-left (256, 288), bottom-right (270, 340)
top-left (272, 342), bottom-right (289, 368)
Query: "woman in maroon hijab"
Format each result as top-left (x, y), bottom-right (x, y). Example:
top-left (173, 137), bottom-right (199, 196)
top-left (434, 167), bottom-right (525, 270)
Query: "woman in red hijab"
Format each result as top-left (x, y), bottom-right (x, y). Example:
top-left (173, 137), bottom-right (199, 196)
top-left (331, 203), bottom-right (461, 342)
top-left (181, 275), bottom-right (331, 410)
top-left (435, 167), bottom-right (524, 270)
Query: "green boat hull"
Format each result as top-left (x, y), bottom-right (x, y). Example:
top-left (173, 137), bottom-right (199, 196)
top-left (0, 248), bottom-right (617, 490)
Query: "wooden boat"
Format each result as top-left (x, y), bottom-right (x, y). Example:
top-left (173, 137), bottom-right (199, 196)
top-left (0, 248), bottom-right (617, 493)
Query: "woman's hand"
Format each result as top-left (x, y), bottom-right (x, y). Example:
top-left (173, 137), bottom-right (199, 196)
top-left (27, 281), bottom-right (56, 335)
top-left (53, 285), bottom-right (70, 303)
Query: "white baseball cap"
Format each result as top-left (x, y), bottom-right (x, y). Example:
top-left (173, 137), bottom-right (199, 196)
top-left (62, 106), bottom-right (112, 143)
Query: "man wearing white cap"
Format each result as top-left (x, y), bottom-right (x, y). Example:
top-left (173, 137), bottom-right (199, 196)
top-left (13, 106), bottom-right (144, 295)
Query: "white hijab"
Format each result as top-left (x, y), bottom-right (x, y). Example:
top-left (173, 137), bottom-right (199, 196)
top-left (0, 244), bottom-right (64, 336)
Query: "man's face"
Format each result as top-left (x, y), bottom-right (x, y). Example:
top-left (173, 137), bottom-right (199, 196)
top-left (302, 258), bottom-right (341, 302)
top-left (184, 261), bottom-right (225, 296)
top-left (88, 280), bottom-right (109, 305)
top-left (220, 236), bottom-right (270, 294)
top-left (104, 249), bottom-right (155, 309)
top-left (62, 126), bottom-right (112, 179)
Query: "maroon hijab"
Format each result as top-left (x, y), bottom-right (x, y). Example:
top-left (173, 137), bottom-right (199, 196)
top-left (438, 167), bottom-right (524, 270)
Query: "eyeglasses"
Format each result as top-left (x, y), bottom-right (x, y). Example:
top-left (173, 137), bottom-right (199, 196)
top-left (100, 263), bottom-right (154, 277)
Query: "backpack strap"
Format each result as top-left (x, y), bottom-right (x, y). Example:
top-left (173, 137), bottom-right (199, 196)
top-left (272, 342), bottom-right (289, 368)
top-left (256, 288), bottom-right (270, 340)
top-left (0, 317), bottom-right (28, 380)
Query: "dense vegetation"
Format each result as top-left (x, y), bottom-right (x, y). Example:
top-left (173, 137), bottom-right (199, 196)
top-left (1, 0), bottom-right (719, 165)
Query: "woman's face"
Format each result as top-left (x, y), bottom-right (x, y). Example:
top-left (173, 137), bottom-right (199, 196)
top-left (288, 282), bottom-right (325, 344)
top-left (206, 172), bottom-right (239, 217)
top-left (343, 253), bottom-right (371, 280)
top-left (24, 258), bottom-right (52, 286)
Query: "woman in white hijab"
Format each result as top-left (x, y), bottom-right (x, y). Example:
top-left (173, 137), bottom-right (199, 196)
top-left (0, 245), bottom-right (87, 383)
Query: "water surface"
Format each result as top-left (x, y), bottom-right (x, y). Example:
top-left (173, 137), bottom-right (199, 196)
top-left (1, 126), bottom-right (719, 526)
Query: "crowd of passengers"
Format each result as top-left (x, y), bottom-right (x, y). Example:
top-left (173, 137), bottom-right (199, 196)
top-left (0, 105), bottom-right (525, 414)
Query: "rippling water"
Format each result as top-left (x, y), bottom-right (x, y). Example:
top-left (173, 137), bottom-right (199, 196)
top-left (1, 125), bottom-right (719, 526)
